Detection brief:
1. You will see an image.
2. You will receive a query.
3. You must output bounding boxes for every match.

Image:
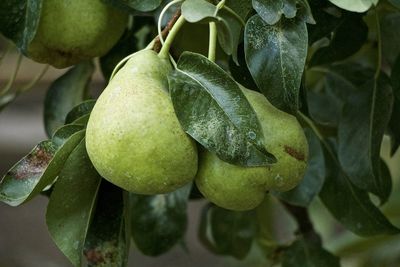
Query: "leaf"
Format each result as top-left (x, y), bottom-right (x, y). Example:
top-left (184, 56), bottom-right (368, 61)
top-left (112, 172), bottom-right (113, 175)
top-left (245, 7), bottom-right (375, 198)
top-left (309, 14), bottom-right (368, 66)
top-left (389, 0), bottom-right (400, 8)
top-left (44, 61), bottom-right (94, 137)
top-left (84, 181), bottom-right (130, 267)
top-left (198, 204), bottom-right (256, 259)
top-left (131, 184), bottom-right (191, 256)
top-left (252, 0), bottom-right (297, 25)
top-left (307, 4), bottom-right (341, 45)
top-left (0, 0), bottom-right (42, 53)
top-left (100, 29), bottom-right (137, 81)
top-left (102, 0), bottom-right (162, 12)
top-left (282, 235), bottom-right (341, 267)
top-left (389, 55), bottom-right (400, 155)
top-left (319, 141), bottom-right (399, 236)
top-left (0, 126), bottom-right (84, 206)
top-left (381, 12), bottom-right (400, 65)
top-left (245, 15), bottom-right (308, 112)
top-left (327, 0), bottom-right (378, 13)
top-left (46, 139), bottom-right (102, 267)
top-left (228, 44), bottom-right (258, 90)
top-left (275, 128), bottom-right (325, 207)
top-left (181, 0), bottom-right (217, 23)
top-left (168, 52), bottom-right (276, 166)
top-left (64, 99), bottom-right (96, 125)
top-left (338, 75), bottom-right (393, 204)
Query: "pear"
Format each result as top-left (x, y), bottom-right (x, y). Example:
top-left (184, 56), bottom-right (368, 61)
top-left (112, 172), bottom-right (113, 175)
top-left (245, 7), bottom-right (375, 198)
top-left (86, 50), bottom-right (198, 194)
top-left (27, 0), bottom-right (128, 68)
top-left (195, 88), bottom-right (308, 211)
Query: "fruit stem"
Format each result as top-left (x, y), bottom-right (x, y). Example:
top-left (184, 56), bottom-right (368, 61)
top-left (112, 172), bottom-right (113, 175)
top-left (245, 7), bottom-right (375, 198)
top-left (208, 22), bottom-right (218, 62)
top-left (157, 0), bottom-right (184, 48)
top-left (158, 15), bottom-right (186, 59)
top-left (18, 65), bottom-right (49, 94)
top-left (0, 54), bottom-right (22, 96)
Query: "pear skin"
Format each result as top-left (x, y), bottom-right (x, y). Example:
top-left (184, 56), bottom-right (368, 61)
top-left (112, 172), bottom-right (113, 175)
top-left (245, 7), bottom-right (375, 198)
top-left (27, 0), bottom-right (128, 68)
top-left (196, 88), bottom-right (308, 211)
top-left (86, 50), bottom-right (198, 194)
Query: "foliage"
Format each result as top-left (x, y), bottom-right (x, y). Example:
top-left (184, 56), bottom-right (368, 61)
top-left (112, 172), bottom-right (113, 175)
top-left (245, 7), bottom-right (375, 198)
top-left (1, 0), bottom-right (400, 266)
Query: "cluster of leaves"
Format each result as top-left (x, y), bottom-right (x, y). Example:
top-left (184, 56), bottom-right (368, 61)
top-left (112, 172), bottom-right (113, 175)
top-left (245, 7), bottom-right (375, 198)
top-left (1, 0), bottom-right (400, 266)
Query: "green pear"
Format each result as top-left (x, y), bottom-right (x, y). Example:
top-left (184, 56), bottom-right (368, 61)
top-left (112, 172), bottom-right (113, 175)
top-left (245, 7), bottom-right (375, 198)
top-left (86, 50), bottom-right (198, 194)
top-left (27, 0), bottom-right (128, 68)
top-left (195, 88), bottom-right (308, 211)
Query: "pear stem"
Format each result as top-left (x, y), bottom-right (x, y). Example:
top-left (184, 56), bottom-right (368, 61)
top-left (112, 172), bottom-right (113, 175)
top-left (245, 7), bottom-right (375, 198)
top-left (0, 53), bottom-right (22, 96)
top-left (158, 15), bottom-right (186, 59)
top-left (208, 22), bottom-right (218, 62)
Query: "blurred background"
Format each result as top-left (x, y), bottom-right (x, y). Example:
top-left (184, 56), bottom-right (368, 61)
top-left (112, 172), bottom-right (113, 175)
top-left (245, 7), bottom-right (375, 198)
top-left (1, 37), bottom-right (400, 267)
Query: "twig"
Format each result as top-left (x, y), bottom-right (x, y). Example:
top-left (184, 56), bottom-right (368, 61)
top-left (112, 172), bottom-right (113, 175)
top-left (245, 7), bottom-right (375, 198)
top-left (153, 9), bottom-right (182, 53)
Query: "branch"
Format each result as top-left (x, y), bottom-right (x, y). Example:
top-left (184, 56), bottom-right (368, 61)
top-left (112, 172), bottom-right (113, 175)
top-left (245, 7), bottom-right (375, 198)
top-left (153, 9), bottom-right (182, 53)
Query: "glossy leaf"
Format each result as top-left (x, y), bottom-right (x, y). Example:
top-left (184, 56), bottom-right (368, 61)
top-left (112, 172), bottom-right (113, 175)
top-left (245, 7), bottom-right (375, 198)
top-left (44, 61), bottom-right (94, 137)
top-left (131, 184), bottom-right (191, 256)
top-left (389, 55), bottom-right (400, 155)
top-left (84, 181), bottom-right (130, 267)
top-left (199, 204), bottom-right (256, 260)
top-left (0, 126), bottom-right (84, 206)
top-left (309, 14), bottom-right (368, 66)
top-left (319, 142), bottom-right (399, 236)
top-left (102, 0), bottom-right (162, 12)
top-left (276, 128), bottom-right (325, 207)
top-left (245, 15), bottom-right (308, 112)
top-left (0, 0), bottom-right (42, 53)
top-left (64, 99), bottom-right (96, 125)
top-left (252, 0), bottom-right (297, 25)
top-left (282, 235), bottom-right (341, 267)
top-left (327, 0), bottom-right (378, 12)
top-left (181, 0), bottom-right (217, 23)
top-left (46, 139), bottom-right (102, 267)
top-left (338, 75), bottom-right (393, 203)
top-left (169, 52), bottom-right (276, 166)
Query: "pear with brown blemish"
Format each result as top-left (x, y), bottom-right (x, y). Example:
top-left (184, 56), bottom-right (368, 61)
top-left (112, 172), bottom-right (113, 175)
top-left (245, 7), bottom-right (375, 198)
top-left (86, 50), bottom-right (198, 194)
top-left (195, 87), bottom-right (308, 211)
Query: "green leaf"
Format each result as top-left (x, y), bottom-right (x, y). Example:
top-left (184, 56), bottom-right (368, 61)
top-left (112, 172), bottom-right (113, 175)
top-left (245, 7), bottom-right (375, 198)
top-left (307, 3), bottom-right (341, 45)
top-left (46, 139), bottom-right (102, 267)
top-left (381, 12), bottom-right (400, 65)
top-left (327, 0), bottom-right (378, 13)
top-left (275, 128), bottom-right (325, 207)
top-left (65, 99), bottom-right (96, 125)
top-left (282, 235), bottom-right (341, 267)
top-left (181, 0), bottom-right (217, 23)
top-left (84, 181), bottom-right (130, 267)
top-left (389, 55), bottom-right (400, 155)
top-left (199, 204), bottom-right (256, 260)
top-left (102, 0), bottom-right (162, 12)
top-left (309, 14), bottom-right (368, 66)
top-left (252, 0), bottom-right (297, 25)
top-left (338, 75), bottom-right (393, 204)
top-left (389, 0), bottom-right (400, 8)
top-left (245, 15), bottom-right (308, 112)
top-left (100, 29), bottom-right (137, 81)
top-left (44, 61), bottom-right (94, 137)
top-left (0, 0), bottom-right (42, 53)
top-left (0, 126), bottom-right (84, 206)
top-left (319, 141), bottom-right (399, 236)
top-left (131, 184), bottom-right (191, 256)
top-left (168, 52), bottom-right (276, 166)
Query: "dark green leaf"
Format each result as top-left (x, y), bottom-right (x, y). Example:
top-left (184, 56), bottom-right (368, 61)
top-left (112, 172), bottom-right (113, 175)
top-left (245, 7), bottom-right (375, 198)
top-left (245, 15), bottom-right (308, 112)
top-left (282, 235), bottom-right (341, 267)
top-left (169, 52), bottom-right (276, 166)
top-left (46, 139), bottom-right (102, 267)
top-left (309, 14), bottom-right (368, 66)
top-left (84, 181), bottom-right (130, 267)
top-left (71, 113), bottom-right (91, 126)
top-left (275, 128), bottom-right (325, 207)
top-left (64, 99), bottom-right (96, 125)
top-left (0, 0), bottom-right (42, 53)
top-left (327, 0), bottom-right (378, 12)
top-left (44, 61), bottom-right (94, 137)
top-left (307, 91), bottom-right (342, 127)
top-left (102, 0), bottom-right (162, 12)
top-left (229, 43), bottom-right (258, 90)
top-left (131, 184), bottom-right (191, 256)
top-left (199, 204), bottom-right (256, 259)
top-left (0, 126), bottom-right (84, 206)
top-left (338, 75), bottom-right (393, 203)
top-left (100, 29), bottom-right (137, 81)
top-left (252, 0), bottom-right (296, 25)
top-left (381, 12), bottom-right (400, 65)
top-left (389, 54), bottom-right (400, 155)
top-left (389, 0), bottom-right (400, 8)
top-left (307, 4), bottom-right (341, 45)
top-left (319, 142), bottom-right (399, 236)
